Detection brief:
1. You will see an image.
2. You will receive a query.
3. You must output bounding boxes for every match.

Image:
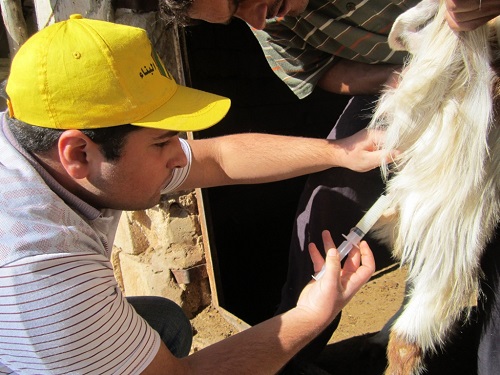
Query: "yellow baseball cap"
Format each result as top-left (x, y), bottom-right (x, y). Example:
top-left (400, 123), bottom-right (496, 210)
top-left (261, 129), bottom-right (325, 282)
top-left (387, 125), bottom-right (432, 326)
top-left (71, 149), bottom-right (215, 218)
top-left (6, 14), bottom-right (231, 131)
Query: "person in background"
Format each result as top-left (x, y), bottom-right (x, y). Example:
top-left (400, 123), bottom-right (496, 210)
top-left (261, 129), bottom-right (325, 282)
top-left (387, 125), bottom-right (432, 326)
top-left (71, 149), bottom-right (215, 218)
top-left (0, 14), bottom-right (392, 374)
top-left (159, 0), bottom-right (500, 372)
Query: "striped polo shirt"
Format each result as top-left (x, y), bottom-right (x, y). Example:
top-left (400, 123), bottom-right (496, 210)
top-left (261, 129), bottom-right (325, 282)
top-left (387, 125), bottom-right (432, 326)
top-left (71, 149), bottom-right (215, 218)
top-left (252, 0), bottom-right (420, 98)
top-left (0, 116), bottom-right (191, 374)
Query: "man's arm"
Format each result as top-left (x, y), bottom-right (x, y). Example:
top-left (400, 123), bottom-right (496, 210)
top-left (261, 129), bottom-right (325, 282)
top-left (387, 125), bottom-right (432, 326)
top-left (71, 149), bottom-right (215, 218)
top-left (317, 59), bottom-right (401, 95)
top-left (178, 129), bottom-right (393, 191)
top-left (141, 232), bottom-right (375, 374)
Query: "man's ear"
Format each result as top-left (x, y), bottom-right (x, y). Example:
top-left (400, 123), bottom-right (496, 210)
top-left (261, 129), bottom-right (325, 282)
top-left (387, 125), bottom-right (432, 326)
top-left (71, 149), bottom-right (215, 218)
top-left (58, 130), bottom-right (99, 179)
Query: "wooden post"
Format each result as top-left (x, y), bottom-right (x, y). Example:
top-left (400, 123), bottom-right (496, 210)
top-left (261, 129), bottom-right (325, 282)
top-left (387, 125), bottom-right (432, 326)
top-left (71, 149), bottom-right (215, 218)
top-left (32, 0), bottom-right (114, 29)
top-left (0, 0), bottom-right (28, 59)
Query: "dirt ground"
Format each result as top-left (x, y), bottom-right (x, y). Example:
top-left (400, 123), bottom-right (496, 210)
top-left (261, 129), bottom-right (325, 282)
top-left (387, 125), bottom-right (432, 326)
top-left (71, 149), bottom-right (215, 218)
top-left (189, 262), bottom-right (407, 371)
top-left (189, 260), bottom-right (481, 374)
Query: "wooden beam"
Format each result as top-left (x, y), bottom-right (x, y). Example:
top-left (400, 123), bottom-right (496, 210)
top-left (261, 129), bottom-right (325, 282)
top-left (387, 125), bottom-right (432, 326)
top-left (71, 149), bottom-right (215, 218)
top-left (0, 0), bottom-right (29, 58)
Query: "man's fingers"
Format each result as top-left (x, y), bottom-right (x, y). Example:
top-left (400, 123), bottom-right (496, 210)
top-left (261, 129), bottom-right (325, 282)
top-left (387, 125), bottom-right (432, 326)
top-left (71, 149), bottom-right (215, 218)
top-left (340, 241), bottom-right (375, 294)
top-left (320, 230), bottom-right (336, 251)
top-left (308, 242), bottom-right (326, 274)
top-left (308, 230), bottom-right (339, 278)
top-left (445, 0), bottom-right (500, 31)
top-left (357, 241), bottom-right (376, 279)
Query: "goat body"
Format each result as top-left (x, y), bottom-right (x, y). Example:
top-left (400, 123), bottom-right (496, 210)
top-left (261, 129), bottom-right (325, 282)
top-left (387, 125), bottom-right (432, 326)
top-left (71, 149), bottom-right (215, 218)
top-left (368, 0), bottom-right (500, 373)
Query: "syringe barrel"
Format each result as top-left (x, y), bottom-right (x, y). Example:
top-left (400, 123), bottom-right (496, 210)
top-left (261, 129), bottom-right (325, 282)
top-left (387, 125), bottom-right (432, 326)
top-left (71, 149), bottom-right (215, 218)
top-left (345, 227), bottom-right (365, 241)
top-left (338, 227), bottom-right (365, 260)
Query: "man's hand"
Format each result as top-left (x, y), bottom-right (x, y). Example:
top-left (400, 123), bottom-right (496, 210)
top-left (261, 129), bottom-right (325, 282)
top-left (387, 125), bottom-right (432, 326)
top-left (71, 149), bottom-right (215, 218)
top-left (332, 129), bottom-right (399, 173)
top-left (445, 0), bottom-right (500, 31)
top-left (295, 230), bottom-right (375, 325)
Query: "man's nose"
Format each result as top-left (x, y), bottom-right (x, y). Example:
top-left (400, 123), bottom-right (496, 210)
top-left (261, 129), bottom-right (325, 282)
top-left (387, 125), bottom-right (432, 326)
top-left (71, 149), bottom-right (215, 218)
top-left (171, 154), bottom-right (187, 169)
top-left (168, 138), bottom-right (188, 169)
top-left (235, 3), bottom-right (268, 30)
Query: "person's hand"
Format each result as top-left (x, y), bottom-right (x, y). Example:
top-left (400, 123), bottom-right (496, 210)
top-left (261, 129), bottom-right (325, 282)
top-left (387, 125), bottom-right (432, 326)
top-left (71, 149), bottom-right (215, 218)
top-left (295, 230), bottom-right (375, 327)
top-left (332, 129), bottom-right (399, 173)
top-left (445, 0), bottom-right (500, 31)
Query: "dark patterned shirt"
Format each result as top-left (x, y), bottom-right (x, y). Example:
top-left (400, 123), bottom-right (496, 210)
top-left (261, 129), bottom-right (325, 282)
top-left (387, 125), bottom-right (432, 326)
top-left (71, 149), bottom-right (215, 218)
top-left (252, 0), bottom-right (420, 98)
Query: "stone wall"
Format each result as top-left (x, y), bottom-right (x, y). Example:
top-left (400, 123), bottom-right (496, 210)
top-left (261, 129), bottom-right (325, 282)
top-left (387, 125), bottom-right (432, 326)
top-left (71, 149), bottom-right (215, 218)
top-left (113, 191), bottom-right (212, 319)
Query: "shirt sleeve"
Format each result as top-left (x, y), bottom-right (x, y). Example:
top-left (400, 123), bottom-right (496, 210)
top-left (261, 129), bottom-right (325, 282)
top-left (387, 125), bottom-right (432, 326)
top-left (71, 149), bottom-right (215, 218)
top-left (161, 137), bottom-right (192, 194)
top-left (0, 253), bottom-right (160, 375)
top-left (252, 22), bottom-right (338, 99)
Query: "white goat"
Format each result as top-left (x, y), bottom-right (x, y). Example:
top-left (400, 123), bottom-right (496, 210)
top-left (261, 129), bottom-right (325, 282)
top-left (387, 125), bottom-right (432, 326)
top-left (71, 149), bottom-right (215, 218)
top-left (368, 0), bottom-right (500, 373)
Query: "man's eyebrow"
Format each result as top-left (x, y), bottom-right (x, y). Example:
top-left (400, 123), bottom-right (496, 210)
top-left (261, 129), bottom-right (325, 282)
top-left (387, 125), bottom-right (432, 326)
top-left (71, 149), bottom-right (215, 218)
top-left (153, 131), bottom-right (179, 140)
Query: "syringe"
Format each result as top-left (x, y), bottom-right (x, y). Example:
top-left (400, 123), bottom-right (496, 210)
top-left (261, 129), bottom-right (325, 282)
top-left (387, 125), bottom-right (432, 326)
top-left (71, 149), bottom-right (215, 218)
top-left (312, 194), bottom-right (390, 280)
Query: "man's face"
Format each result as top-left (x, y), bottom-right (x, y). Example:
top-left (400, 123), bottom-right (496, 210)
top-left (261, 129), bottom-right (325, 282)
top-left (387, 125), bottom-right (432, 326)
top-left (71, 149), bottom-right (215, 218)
top-left (188, 0), bottom-right (309, 30)
top-left (88, 128), bottom-right (187, 211)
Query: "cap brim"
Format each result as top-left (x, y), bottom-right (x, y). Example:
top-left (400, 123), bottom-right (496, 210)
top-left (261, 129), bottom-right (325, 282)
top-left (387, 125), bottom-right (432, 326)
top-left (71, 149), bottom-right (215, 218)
top-left (131, 85), bottom-right (231, 132)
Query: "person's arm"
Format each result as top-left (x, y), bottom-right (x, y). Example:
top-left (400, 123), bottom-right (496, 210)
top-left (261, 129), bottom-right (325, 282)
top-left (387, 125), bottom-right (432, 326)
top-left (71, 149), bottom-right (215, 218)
top-left (141, 231), bottom-right (375, 374)
top-left (317, 59), bottom-right (401, 95)
top-left (444, 0), bottom-right (500, 31)
top-left (178, 129), bottom-right (393, 191)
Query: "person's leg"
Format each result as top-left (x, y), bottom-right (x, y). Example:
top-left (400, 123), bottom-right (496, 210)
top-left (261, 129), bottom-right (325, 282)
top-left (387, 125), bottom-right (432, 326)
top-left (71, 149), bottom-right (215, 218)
top-left (277, 95), bottom-right (390, 361)
top-left (127, 296), bottom-right (193, 358)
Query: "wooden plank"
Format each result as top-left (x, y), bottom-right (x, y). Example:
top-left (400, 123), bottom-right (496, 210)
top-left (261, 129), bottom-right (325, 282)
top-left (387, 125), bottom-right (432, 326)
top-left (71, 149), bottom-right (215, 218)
top-left (216, 306), bottom-right (252, 332)
top-left (195, 185), bottom-right (223, 308)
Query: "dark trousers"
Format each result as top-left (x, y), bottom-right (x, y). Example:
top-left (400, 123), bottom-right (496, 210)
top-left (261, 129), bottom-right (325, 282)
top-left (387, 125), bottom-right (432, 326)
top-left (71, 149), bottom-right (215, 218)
top-left (127, 296), bottom-right (192, 358)
top-left (477, 228), bottom-right (500, 375)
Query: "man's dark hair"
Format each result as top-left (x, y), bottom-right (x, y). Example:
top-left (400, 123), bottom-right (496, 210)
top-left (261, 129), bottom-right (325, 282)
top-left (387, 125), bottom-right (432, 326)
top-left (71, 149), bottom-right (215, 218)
top-left (1, 79), bottom-right (141, 161)
top-left (7, 117), bottom-right (141, 161)
top-left (159, 0), bottom-right (196, 26)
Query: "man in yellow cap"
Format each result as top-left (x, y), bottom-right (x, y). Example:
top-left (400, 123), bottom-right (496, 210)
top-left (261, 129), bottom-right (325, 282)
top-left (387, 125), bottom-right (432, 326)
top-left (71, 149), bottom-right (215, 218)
top-left (0, 15), bottom-right (385, 373)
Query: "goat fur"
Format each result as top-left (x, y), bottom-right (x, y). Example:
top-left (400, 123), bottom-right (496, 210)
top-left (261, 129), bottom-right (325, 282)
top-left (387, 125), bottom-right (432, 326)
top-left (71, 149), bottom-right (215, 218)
top-left (368, 0), bottom-right (500, 373)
